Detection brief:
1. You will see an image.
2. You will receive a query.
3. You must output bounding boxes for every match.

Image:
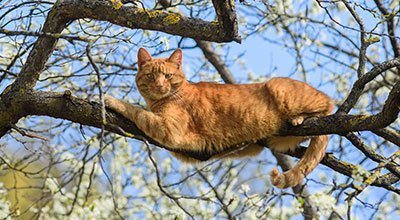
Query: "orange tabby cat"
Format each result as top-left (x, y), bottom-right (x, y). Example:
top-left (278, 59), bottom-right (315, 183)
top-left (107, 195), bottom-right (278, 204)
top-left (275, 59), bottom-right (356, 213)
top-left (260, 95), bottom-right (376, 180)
top-left (105, 48), bottom-right (334, 188)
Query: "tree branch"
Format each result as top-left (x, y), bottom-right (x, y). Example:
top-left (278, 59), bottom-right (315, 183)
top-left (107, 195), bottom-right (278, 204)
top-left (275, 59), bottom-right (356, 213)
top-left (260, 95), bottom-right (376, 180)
top-left (280, 80), bottom-right (400, 136)
top-left (337, 57), bottom-right (400, 113)
top-left (0, 0), bottom-right (398, 198)
top-left (16, 88), bottom-right (398, 192)
top-left (211, 0), bottom-right (241, 43)
top-left (341, 0), bottom-right (367, 78)
top-left (58, 0), bottom-right (240, 43)
top-left (196, 41), bottom-right (238, 84)
top-left (373, 0), bottom-right (400, 58)
top-left (285, 146), bottom-right (399, 193)
top-left (372, 128), bottom-right (400, 147)
top-left (0, 0), bottom-right (242, 136)
top-left (345, 132), bottom-right (400, 178)
top-left (10, 0), bottom-right (241, 91)
top-left (0, 27), bottom-right (89, 42)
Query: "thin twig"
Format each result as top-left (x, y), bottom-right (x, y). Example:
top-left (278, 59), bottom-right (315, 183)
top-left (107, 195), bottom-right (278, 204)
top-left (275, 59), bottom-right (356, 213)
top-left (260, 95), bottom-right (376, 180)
top-left (0, 27), bottom-right (90, 42)
top-left (9, 123), bottom-right (49, 141)
top-left (341, 0), bottom-right (367, 77)
top-left (198, 171), bottom-right (235, 219)
top-left (86, 42), bottom-right (124, 219)
top-left (143, 140), bottom-right (195, 219)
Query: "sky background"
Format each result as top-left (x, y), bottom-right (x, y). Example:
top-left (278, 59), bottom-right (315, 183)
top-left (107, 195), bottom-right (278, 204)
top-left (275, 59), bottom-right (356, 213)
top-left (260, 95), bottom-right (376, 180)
top-left (0, 0), bottom-right (399, 218)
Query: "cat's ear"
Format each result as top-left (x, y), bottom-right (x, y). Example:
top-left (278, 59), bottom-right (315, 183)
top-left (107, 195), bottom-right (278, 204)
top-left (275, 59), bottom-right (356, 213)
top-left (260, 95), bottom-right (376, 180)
top-left (168, 48), bottom-right (182, 67)
top-left (137, 48), bottom-right (153, 69)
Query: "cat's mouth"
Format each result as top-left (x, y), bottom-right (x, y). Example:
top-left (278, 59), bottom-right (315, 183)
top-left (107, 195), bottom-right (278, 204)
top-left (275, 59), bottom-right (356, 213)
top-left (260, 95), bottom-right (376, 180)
top-left (154, 87), bottom-right (169, 94)
top-left (151, 87), bottom-right (171, 99)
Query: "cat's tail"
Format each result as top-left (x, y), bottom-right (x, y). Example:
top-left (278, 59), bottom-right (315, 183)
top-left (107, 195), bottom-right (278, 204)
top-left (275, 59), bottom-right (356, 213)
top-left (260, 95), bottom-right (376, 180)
top-left (270, 135), bottom-right (328, 188)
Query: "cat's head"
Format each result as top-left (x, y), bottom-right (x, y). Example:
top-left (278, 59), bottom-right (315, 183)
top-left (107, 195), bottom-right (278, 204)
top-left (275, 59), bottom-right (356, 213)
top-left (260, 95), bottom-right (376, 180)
top-left (135, 48), bottom-right (187, 101)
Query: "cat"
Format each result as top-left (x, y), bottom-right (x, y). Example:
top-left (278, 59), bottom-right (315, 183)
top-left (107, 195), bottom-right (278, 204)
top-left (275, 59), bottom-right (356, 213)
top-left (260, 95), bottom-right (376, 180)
top-left (104, 48), bottom-right (334, 188)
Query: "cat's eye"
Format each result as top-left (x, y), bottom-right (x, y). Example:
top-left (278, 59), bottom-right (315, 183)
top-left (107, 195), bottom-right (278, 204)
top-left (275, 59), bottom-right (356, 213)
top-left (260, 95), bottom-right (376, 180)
top-left (165, 74), bottom-right (173, 79)
top-left (146, 74), bottom-right (154, 80)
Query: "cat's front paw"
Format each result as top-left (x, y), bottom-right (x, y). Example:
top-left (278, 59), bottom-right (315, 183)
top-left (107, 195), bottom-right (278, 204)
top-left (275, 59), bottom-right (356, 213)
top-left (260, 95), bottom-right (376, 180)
top-left (290, 116), bottom-right (304, 126)
top-left (104, 94), bottom-right (117, 108)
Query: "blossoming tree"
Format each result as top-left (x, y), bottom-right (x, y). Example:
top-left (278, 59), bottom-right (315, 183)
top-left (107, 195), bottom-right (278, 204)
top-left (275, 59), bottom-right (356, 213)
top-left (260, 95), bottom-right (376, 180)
top-left (0, 0), bottom-right (399, 219)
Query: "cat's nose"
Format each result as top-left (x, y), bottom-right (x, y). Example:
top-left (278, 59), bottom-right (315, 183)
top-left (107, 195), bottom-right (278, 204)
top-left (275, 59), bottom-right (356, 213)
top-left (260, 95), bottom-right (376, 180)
top-left (155, 82), bottom-right (164, 88)
top-left (154, 79), bottom-right (165, 88)
top-left (154, 85), bottom-right (167, 93)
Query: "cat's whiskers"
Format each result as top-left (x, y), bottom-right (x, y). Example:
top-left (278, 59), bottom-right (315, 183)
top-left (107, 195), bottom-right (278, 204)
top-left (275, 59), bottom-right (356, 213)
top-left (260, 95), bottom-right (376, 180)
top-left (169, 90), bottom-right (185, 105)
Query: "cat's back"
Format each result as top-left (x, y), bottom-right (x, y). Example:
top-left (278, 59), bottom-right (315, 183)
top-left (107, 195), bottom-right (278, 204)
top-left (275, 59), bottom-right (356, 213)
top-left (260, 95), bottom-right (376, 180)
top-left (177, 81), bottom-right (279, 128)
top-left (168, 80), bottom-right (282, 146)
top-left (190, 81), bottom-right (267, 102)
top-left (177, 77), bottom-right (327, 110)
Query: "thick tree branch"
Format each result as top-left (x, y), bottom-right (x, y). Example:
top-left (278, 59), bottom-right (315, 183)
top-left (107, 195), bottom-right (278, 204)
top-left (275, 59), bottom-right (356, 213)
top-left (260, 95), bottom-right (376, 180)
top-left (9, 4), bottom-right (68, 92)
top-left (337, 57), bottom-right (400, 113)
top-left (15, 86), bottom-right (398, 192)
top-left (58, 0), bottom-right (241, 43)
top-left (10, 0), bottom-right (241, 92)
top-left (372, 128), bottom-right (400, 147)
top-left (285, 146), bottom-right (399, 193)
top-left (280, 80), bottom-right (400, 136)
top-left (0, 0), bottom-right (241, 136)
top-left (211, 0), bottom-right (241, 43)
top-left (18, 91), bottom-right (212, 161)
top-left (345, 133), bottom-right (400, 178)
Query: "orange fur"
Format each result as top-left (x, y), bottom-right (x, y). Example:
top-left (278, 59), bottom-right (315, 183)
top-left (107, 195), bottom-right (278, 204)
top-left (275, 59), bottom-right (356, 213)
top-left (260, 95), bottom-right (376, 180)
top-left (105, 48), bottom-right (334, 188)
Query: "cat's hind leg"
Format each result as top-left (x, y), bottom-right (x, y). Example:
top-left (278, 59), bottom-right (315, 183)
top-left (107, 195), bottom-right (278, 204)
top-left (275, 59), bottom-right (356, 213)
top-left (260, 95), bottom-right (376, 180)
top-left (266, 77), bottom-right (334, 188)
